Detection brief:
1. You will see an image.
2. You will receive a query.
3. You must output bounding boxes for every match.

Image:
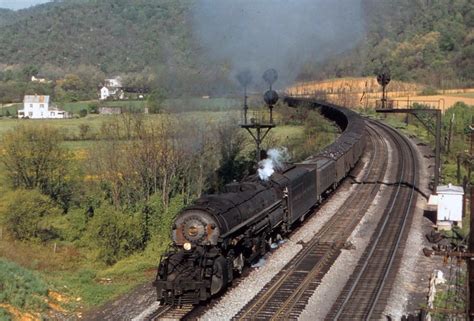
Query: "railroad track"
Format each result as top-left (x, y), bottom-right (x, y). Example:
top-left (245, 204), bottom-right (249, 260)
top-left (325, 120), bottom-right (419, 320)
top-left (234, 122), bottom-right (391, 320)
top-left (145, 304), bottom-right (194, 321)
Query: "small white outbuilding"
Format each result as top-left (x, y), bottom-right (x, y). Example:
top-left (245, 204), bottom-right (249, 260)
top-left (428, 183), bottom-right (464, 229)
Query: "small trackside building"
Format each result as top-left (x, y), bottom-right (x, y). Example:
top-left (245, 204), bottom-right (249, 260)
top-left (428, 183), bottom-right (464, 229)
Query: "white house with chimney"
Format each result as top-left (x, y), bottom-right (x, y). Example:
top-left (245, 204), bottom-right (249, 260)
top-left (18, 95), bottom-right (67, 119)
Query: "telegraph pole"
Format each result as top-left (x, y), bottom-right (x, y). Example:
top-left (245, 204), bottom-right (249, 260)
top-left (469, 123), bottom-right (474, 320)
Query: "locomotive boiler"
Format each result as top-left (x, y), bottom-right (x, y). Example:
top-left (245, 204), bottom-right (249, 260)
top-left (153, 99), bottom-right (366, 305)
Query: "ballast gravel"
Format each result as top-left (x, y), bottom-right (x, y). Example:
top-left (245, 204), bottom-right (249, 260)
top-left (299, 136), bottom-right (395, 320)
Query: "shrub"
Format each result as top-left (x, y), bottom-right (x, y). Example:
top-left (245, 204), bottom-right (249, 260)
top-left (0, 258), bottom-right (48, 311)
top-left (88, 103), bottom-right (99, 114)
top-left (0, 308), bottom-right (12, 321)
top-left (87, 205), bottom-right (146, 265)
top-left (0, 189), bottom-right (62, 241)
top-left (79, 109), bottom-right (88, 117)
top-left (59, 208), bottom-right (88, 243)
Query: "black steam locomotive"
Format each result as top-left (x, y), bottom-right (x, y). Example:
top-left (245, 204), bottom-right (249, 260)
top-left (153, 99), bottom-right (366, 305)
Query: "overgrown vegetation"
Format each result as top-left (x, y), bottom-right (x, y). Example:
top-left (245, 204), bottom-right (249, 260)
top-left (381, 102), bottom-right (474, 185)
top-left (0, 259), bottom-right (49, 312)
top-left (0, 105), bottom-right (337, 317)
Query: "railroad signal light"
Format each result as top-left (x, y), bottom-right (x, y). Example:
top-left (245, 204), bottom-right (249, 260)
top-left (239, 68), bottom-right (280, 162)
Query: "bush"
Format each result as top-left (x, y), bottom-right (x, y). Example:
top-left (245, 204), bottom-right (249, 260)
top-left (79, 108), bottom-right (88, 117)
top-left (0, 258), bottom-right (48, 311)
top-left (88, 103), bottom-right (99, 114)
top-left (0, 308), bottom-right (12, 321)
top-left (0, 189), bottom-right (62, 241)
top-left (60, 208), bottom-right (89, 243)
top-left (87, 205), bottom-right (146, 265)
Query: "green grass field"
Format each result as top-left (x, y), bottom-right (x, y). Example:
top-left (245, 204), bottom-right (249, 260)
top-left (0, 97), bottom-right (241, 119)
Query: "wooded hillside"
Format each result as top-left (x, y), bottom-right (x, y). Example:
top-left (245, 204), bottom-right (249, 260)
top-left (304, 0), bottom-right (474, 87)
top-left (0, 0), bottom-right (472, 94)
top-left (0, 0), bottom-right (193, 73)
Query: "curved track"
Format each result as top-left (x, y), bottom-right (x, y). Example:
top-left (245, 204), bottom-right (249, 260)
top-left (326, 120), bottom-right (419, 320)
top-left (234, 122), bottom-right (393, 320)
top-left (134, 106), bottom-right (420, 321)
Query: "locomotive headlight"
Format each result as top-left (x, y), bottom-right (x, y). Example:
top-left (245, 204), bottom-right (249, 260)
top-left (183, 242), bottom-right (192, 251)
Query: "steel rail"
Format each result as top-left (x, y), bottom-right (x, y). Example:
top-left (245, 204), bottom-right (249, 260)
top-left (365, 124), bottom-right (417, 319)
top-left (270, 124), bottom-right (388, 320)
top-left (331, 120), bottom-right (417, 320)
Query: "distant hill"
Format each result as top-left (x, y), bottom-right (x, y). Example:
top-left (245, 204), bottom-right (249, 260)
top-left (301, 0), bottom-right (474, 87)
top-left (0, 0), bottom-right (471, 92)
top-left (0, 0), bottom-right (194, 74)
top-left (0, 8), bottom-right (16, 26)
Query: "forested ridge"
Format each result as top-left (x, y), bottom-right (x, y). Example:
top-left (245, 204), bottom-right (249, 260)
top-left (0, 0), bottom-right (194, 73)
top-left (0, 0), bottom-right (471, 94)
top-left (306, 0), bottom-right (474, 87)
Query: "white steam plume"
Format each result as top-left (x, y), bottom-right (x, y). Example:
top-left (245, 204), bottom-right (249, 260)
top-left (258, 147), bottom-right (289, 181)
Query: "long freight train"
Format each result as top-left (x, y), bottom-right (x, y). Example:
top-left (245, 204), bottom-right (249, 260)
top-left (153, 99), bottom-right (366, 305)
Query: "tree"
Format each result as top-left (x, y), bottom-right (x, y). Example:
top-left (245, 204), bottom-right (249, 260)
top-left (214, 120), bottom-right (252, 190)
top-left (87, 205), bottom-right (145, 265)
top-left (0, 189), bottom-right (62, 241)
top-left (146, 88), bottom-right (167, 113)
top-left (1, 125), bottom-right (75, 209)
top-left (21, 65), bottom-right (39, 80)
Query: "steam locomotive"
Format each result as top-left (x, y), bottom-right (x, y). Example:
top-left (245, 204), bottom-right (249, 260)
top-left (153, 99), bottom-right (366, 305)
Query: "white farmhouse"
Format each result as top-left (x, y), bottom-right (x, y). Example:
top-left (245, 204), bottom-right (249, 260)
top-left (99, 77), bottom-right (124, 100)
top-left (428, 183), bottom-right (464, 229)
top-left (100, 86), bottom-right (110, 100)
top-left (18, 95), bottom-right (67, 119)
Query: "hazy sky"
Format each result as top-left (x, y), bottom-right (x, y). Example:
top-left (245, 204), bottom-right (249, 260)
top-left (0, 0), bottom-right (51, 10)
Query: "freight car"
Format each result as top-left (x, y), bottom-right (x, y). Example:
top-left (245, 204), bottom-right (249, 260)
top-left (153, 99), bottom-right (366, 305)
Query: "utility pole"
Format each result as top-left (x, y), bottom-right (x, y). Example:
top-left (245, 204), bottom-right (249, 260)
top-left (435, 109), bottom-right (441, 190)
top-left (447, 113), bottom-right (454, 153)
top-left (469, 122), bottom-right (474, 320)
top-left (470, 186), bottom-right (474, 320)
top-left (376, 105), bottom-right (442, 193)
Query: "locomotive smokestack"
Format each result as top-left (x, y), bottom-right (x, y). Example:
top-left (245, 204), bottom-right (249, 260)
top-left (258, 147), bottom-right (289, 181)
